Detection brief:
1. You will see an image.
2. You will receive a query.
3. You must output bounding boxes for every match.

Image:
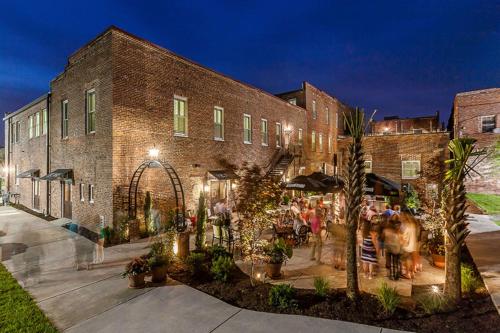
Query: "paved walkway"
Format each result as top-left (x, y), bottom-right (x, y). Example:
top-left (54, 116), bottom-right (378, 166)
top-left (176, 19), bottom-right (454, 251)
top-left (0, 206), bottom-right (408, 333)
top-left (467, 214), bottom-right (500, 314)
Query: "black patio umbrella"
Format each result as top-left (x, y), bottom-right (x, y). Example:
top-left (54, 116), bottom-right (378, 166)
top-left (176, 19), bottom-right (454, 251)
top-left (364, 173), bottom-right (400, 196)
top-left (307, 172), bottom-right (345, 192)
top-left (285, 175), bottom-right (329, 193)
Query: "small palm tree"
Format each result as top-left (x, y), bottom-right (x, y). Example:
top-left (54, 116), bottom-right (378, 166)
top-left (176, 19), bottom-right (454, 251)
top-left (343, 107), bottom-right (366, 300)
top-left (444, 137), bottom-right (485, 305)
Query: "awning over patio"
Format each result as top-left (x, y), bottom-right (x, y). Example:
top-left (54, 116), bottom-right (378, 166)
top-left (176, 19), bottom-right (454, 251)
top-left (364, 173), bottom-right (400, 196)
top-left (208, 170), bottom-right (239, 180)
top-left (16, 169), bottom-right (39, 178)
top-left (286, 172), bottom-right (344, 193)
top-left (40, 169), bottom-right (73, 181)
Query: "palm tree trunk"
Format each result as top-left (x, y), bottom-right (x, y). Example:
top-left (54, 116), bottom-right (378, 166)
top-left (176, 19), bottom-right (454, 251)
top-left (346, 220), bottom-right (359, 299)
top-left (445, 242), bottom-right (461, 303)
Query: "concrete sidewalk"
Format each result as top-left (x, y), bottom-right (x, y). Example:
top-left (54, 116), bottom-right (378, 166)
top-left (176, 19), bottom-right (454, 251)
top-left (0, 206), bottom-right (409, 333)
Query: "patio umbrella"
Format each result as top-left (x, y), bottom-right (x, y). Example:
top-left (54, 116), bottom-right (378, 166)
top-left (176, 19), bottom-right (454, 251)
top-left (306, 172), bottom-right (345, 193)
top-left (285, 175), bottom-right (329, 193)
top-left (364, 173), bottom-right (400, 196)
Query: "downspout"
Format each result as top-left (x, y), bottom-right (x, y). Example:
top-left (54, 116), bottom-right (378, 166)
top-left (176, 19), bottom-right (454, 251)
top-left (6, 117), bottom-right (11, 192)
top-left (46, 93), bottom-right (51, 216)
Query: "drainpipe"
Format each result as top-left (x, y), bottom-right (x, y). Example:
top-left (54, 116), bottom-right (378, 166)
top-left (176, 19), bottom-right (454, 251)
top-left (6, 116), bottom-right (12, 193)
top-left (46, 93), bottom-right (51, 216)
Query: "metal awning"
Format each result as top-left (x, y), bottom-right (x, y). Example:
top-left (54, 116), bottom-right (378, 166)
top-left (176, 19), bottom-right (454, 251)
top-left (16, 169), bottom-right (40, 178)
top-left (40, 169), bottom-right (73, 181)
top-left (208, 170), bottom-right (239, 180)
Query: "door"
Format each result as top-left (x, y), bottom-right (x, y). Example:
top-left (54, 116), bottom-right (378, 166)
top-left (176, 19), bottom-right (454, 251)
top-left (62, 182), bottom-right (72, 219)
top-left (32, 178), bottom-right (40, 210)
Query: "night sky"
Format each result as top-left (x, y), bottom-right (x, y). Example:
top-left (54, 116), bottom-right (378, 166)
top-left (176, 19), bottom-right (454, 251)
top-left (1, 0), bottom-right (499, 146)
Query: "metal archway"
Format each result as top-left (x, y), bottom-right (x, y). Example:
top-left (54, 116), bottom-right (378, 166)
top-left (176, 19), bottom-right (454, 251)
top-left (128, 159), bottom-right (186, 232)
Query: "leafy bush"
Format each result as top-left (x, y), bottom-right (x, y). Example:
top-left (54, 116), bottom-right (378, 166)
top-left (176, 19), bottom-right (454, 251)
top-left (208, 245), bottom-right (230, 261)
top-left (462, 264), bottom-right (481, 293)
top-left (122, 257), bottom-right (150, 277)
top-left (265, 238), bottom-right (293, 264)
top-left (404, 189), bottom-right (420, 210)
top-left (376, 282), bottom-right (400, 315)
top-left (268, 284), bottom-right (297, 310)
top-left (313, 277), bottom-right (330, 297)
top-left (186, 252), bottom-right (207, 277)
top-left (211, 256), bottom-right (234, 282)
top-left (417, 291), bottom-right (449, 314)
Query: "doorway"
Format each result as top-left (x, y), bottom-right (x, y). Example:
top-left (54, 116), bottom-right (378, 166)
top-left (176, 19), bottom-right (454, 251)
top-left (62, 181), bottom-right (72, 219)
top-left (32, 178), bottom-right (40, 210)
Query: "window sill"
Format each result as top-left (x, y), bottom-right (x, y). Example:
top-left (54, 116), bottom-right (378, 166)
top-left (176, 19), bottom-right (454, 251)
top-left (214, 137), bottom-right (224, 142)
top-left (87, 131), bottom-right (96, 136)
top-left (402, 176), bottom-right (419, 180)
top-left (262, 143), bottom-right (268, 147)
top-left (89, 200), bottom-right (94, 204)
top-left (174, 133), bottom-right (188, 138)
top-left (243, 141), bottom-right (252, 145)
top-left (62, 137), bottom-right (69, 141)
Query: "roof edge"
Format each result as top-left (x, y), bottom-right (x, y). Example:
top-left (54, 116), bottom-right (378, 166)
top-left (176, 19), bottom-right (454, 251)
top-left (3, 93), bottom-right (49, 121)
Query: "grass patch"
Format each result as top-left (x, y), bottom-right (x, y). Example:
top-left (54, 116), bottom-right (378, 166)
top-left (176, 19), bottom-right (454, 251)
top-left (376, 281), bottom-right (400, 315)
top-left (313, 276), bottom-right (330, 297)
top-left (0, 263), bottom-right (58, 333)
top-left (467, 193), bottom-right (500, 215)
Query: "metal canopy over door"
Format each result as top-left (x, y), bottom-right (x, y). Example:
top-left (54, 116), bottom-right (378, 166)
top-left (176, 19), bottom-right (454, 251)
top-left (62, 181), bottom-right (72, 219)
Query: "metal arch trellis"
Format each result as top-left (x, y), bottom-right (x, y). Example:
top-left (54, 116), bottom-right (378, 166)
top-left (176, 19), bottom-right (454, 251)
top-left (128, 159), bottom-right (187, 232)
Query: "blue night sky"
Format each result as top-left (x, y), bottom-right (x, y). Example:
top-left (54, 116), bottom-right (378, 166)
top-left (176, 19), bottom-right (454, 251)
top-left (1, 0), bottom-right (499, 145)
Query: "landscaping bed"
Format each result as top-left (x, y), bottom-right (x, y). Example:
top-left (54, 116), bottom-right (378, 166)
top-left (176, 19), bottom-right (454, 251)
top-left (167, 247), bottom-right (500, 333)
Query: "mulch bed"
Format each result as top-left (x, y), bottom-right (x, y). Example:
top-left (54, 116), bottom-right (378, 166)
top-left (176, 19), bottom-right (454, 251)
top-left (168, 248), bottom-right (500, 333)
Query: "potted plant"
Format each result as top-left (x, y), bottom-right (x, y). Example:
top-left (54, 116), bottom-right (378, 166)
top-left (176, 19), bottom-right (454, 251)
top-left (429, 231), bottom-right (445, 268)
top-left (264, 238), bottom-right (293, 279)
top-left (148, 255), bottom-right (169, 283)
top-left (421, 202), bottom-right (446, 269)
top-left (122, 257), bottom-right (150, 288)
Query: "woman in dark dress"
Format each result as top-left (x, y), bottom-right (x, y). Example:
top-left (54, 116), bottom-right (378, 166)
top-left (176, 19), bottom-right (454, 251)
top-left (361, 220), bottom-right (379, 279)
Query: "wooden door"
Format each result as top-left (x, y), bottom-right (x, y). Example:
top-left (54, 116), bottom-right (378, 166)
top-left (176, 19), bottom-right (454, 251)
top-left (62, 182), bottom-right (72, 219)
top-left (32, 179), bottom-right (40, 210)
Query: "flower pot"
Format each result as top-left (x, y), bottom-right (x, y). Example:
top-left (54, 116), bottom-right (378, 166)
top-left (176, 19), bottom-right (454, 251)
top-left (128, 273), bottom-right (146, 288)
top-left (265, 262), bottom-right (283, 279)
top-left (151, 265), bottom-right (168, 283)
top-left (432, 253), bottom-right (445, 269)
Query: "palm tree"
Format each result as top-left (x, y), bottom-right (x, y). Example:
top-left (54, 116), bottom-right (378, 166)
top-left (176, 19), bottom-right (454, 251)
top-left (444, 137), bottom-right (485, 305)
top-left (343, 107), bottom-right (366, 300)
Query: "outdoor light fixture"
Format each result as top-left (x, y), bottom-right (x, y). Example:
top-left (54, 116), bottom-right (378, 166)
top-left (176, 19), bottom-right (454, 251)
top-left (431, 285), bottom-right (440, 293)
top-left (231, 183), bottom-right (237, 190)
top-left (148, 146), bottom-right (159, 159)
top-left (203, 184), bottom-right (210, 192)
top-left (384, 127), bottom-right (389, 132)
top-left (284, 127), bottom-right (293, 135)
top-left (173, 240), bottom-right (179, 255)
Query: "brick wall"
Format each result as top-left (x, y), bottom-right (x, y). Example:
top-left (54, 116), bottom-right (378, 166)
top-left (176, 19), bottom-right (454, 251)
top-left (370, 114), bottom-right (440, 134)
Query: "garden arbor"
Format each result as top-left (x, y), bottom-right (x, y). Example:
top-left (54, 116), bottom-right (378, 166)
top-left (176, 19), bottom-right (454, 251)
top-left (128, 159), bottom-right (187, 232)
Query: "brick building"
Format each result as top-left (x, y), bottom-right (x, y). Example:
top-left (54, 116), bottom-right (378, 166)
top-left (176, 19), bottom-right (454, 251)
top-left (450, 88), bottom-right (500, 194)
top-left (3, 27), bottom-right (347, 229)
top-left (369, 112), bottom-right (442, 135)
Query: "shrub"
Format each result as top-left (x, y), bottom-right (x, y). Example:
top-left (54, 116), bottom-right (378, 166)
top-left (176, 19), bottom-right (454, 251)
top-left (265, 238), bottom-right (293, 264)
top-left (376, 282), bottom-right (400, 315)
top-left (211, 256), bottom-right (234, 282)
top-left (461, 264), bottom-right (481, 293)
top-left (417, 291), bottom-right (449, 314)
top-left (268, 284), bottom-right (297, 310)
top-left (186, 252), bottom-right (207, 277)
top-left (313, 277), bottom-right (330, 297)
top-left (208, 245), bottom-right (230, 261)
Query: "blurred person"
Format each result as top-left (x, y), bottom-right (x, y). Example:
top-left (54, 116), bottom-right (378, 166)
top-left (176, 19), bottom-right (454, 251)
top-left (310, 208), bottom-right (324, 264)
top-left (331, 219), bottom-right (346, 270)
top-left (383, 215), bottom-right (402, 280)
top-left (400, 211), bottom-right (419, 279)
top-left (361, 219), bottom-right (379, 279)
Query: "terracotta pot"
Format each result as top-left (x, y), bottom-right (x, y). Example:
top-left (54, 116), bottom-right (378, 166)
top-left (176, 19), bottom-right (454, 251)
top-left (128, 273), bottom-right (146, 288)
top-left (432, 253), bottom-right (445, 269)
top-left (151, 266), bottom-right (168, 283)
top-left (265, 262), bottom-right (283, 279)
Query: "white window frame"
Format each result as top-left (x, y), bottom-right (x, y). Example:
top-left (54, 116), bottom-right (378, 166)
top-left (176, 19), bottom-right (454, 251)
top-left (89, 184), bottom-right (94, 203)
top-left (480, 115), bottom-right (496, 133)
top-left (365, 160), bottom-right (373, 173)
top-left (35, 112), bottom-right (40, 137)
top-left (318, 133), bottom-right (323, 152)
top-left (41, 108), bottom-right (47, 135)
top-left (15, 165), bottom-right (19, 185)
top-left (173, 95), bottom-right (188, 137)
top-left (15, 121), bottom-right (20, 143)
top-left (28, 115), bottom-right (33, 139)
top-left (311, 130), bottom-right (316, 152)
top-left (401, 160), bottom-right (421, 179)
top-left (213, 106), bottom-right (224, 141)
top-left (298, 128), bottom-right (303, 145)
top-left (80, 183), bottom-right (85, 202)
top-left (261, 118), bottom-right (268, 146)
top-left (86, 89), bottom-right (96, 134)
top-left (312, 100), bottom-right (317, 120)
top-left (275, 122), bottom-right (282, 148)
top-left (326, 107), bottom-right (329, 124)
top-left (328, 135), bottom-right (332, 153)
top-left (62, 100), bottom-right (69, 139)
top-left (243, 114), bottom-right (252, 144)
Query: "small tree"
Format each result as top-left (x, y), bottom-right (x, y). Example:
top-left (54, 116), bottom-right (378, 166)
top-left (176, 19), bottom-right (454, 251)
top-left (235, 162), bottom-right (282, 286)
top-left (443, 138), bottom-right (485, 306)
top-left (343, 107), bottom-right (366, 300)
top-left (195, 192), bottom-right (207, 251)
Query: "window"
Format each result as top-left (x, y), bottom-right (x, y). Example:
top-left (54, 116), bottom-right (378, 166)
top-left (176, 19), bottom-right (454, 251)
top-left (298, 128), bottom-right (303, 145)
top-left (243, 114), bottom-right (252, 143)
top-left (86, 89), bottom-right (96, 134)
top-left (275, 122), bottom-right (282, 148)
top-left (365, 160), bottom-right (373, 173)
top-left (312, 100), bottom-right (317, 119)
top-left (10, 123), bottom-right (15, 144)
top-left (80, 183), bottom-right (85, 202)
top-left (288, 98), bottom-right (297, 105)
top-left (15, 165), bottom-right (19, 185)
top-left (173, 96), bottom-right (187, 136)
top-left (318, 133), bottom-right (323, 152)
top-left (62, 100), bottom-right (69, 138)
top-left (214, 106), bottom-right (224, 140)
top-left (326, 107), bottom-right (329, 124)
top-left (311, 130), bottom-right (316, 151)
top-left (402, 160), bottom-right (420, 179)
top-left (336, 112), bottom-right (339, 129)
top-left (16, 122), bottom-right (20, 143)
top-left (89, 184), bottom-right (94, 203)
top-left (261, 119), bottom-right (268, 146)
top-left (35, 112), bottom-right (40, 137)
top-left (481, 115), bottom-right (496, 133)
top-left (328, 135), bottom-right (332, 153)
top-left (41, 109), bottom-right (47, 135)
top-left (28, 115), bottom-right (33, 139)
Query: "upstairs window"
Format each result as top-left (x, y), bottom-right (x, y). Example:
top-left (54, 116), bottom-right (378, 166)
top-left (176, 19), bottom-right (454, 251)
top-left (214, 106), bottom-right (224, 140)
top-left (326, 107), bottom-right (329, 124)
top-left (298, 128), bottom-right (303, 145)
top-left (10, 123), bottom-right (15, 144)
top-left (28, 115), bottom-right (33, 139)
top-left (62, 100), bottom-right (69, 138)
top-left (89, 184), bottom-right (95, 203)
top-left (243, 114), bottom-right (252, 144)
top-left (365, 160), bottom-right (373, 173)
top-left (261, 119), bottom-right (268, 146)
top-left (173, 96), bottom-right (187, 136)
top-left (328, 135), bottom-right (332, 153)
top-left (312, 100), bottom-right (317, 120)
top-left (15, 122), bottom-right (20, 143)
top-left (402, 160), bottom-right (420, 179)
top-left (35, 112), bottom-right (40, 137)
top-left (311, 130), bottom-right (316, 151)
top-left (481, 115), bottom-right (496, 133)
top-left (80, 183), bottom-right (85, 202)
top-left (41, 108), bottom-right (47, 135)
top-left (86, 89), bottom-right (96, 134)
top-left (318, 133), bottom-right (323, 152)
top-left (275, 122), bottom-right (282, 148)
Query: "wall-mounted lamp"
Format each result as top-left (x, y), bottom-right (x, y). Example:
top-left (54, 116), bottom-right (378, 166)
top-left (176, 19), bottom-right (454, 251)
top-left (231, 182), bottom-right (238, 190)
top-left (203, 184), bottom-right (210, 192)
top-left (149, 146), bottom-right (159, 159)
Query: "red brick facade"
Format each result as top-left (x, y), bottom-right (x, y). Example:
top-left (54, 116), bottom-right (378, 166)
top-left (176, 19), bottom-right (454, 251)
top-left (370, 113), bottom-right (441, 135)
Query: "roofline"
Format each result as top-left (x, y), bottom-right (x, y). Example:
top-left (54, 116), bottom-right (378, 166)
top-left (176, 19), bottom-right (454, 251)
top-left (275, 88), bottom-right (303, 97)
top-left (456, 87), bottom-right (500, 97)
top-left (373, 115), bottom-right (439, 122)
top-left (3, 93), bottom-right (49, 121)
top-left (302, 81), bottom-right (352, 109)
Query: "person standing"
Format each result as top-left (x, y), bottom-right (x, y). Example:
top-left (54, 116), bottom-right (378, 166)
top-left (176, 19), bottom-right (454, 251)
top-left (361, 219), bottom-right (379, 279)
top-left (400, 212), bottom-right (419, 279)
top-left (383, 216), bottom-right (402, 280)
top-left (310, 208), bottom-right (323, 264)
